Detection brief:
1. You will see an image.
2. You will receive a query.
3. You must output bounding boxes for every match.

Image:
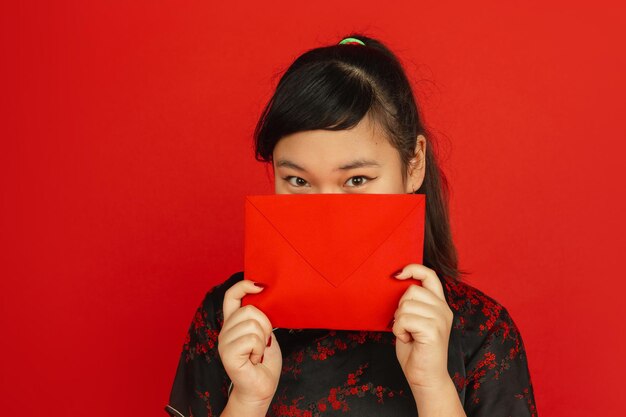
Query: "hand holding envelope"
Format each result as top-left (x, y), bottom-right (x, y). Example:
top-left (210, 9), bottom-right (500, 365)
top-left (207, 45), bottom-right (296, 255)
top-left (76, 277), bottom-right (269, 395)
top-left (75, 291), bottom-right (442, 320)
top-left (242, 193), bottom-right (426, 331)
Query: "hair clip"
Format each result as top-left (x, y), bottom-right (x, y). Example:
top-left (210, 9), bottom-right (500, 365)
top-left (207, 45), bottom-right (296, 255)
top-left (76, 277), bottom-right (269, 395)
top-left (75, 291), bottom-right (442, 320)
top-left (338, 37), bottom-right (365, 46)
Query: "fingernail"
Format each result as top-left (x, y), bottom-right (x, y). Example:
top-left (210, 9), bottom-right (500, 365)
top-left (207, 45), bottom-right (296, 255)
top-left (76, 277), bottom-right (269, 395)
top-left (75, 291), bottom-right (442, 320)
top-left (387, 318), bottom-right (395, 329)
top-left (253, 282), bottom-right (267, 288)
top-left (260, 354), bottom-right (264, 363)
top-left (391, 269), bottom-right (403, 278)
top-left (267, 336), bottom-right (272, 347)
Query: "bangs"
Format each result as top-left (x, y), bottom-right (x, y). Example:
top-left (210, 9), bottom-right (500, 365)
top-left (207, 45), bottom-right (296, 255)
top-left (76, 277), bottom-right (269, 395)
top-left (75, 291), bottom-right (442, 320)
top-left (255, 61), bottom-right (379, 161)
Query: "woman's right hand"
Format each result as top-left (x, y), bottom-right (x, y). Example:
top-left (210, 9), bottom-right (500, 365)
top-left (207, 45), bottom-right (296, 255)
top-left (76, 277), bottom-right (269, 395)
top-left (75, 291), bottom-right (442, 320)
top-left (218, 279), bottom-right (282, 413)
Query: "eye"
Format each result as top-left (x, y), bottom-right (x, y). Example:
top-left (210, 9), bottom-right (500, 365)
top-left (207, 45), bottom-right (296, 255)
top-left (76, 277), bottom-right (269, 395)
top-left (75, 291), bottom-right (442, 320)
top-left (344, 176), bottom-right (374, 187)
top-left (284, 176), bottom-right (310, 187)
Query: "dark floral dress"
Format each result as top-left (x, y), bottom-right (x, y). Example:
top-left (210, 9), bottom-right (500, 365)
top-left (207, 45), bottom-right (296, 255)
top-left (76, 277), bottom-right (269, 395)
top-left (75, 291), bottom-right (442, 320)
top-left (164, 272), bottom-right (538, 417)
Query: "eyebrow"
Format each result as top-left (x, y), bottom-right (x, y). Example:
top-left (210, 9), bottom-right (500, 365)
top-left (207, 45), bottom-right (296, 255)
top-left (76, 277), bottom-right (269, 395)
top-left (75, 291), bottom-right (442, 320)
top-left (336, 159), bottom-right (381, 171)
top-left (275, 159), bottom-right (307, 172)
top-left (275, 158), bottom-right (380, 172)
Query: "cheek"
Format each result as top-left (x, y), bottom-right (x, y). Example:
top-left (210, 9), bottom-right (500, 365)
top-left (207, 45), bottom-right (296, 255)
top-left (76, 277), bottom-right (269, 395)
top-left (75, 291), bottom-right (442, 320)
top-left (273, 176), bottom-right (295, 194)
top-left (273, 177), bottom-right (286, 194)
top-left (371, 171), bottom-right (407, 194)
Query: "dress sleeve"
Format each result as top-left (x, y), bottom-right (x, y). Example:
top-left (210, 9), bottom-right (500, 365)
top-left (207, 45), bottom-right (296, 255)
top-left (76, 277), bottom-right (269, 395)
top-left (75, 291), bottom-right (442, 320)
top-left (165, 274), bottom-right (242, 417)
top-left (462, 305), bottom-right (538, 417)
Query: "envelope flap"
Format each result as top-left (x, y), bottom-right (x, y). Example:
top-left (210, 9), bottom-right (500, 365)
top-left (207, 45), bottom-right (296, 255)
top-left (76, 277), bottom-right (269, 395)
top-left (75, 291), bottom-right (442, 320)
top-left (246, 194), bottom-right (424, 287)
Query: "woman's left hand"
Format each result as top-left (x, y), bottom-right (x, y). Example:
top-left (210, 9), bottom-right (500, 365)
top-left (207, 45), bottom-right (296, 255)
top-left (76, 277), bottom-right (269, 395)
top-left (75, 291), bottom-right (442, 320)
top-left (391, 263), bottom-right (454, 391)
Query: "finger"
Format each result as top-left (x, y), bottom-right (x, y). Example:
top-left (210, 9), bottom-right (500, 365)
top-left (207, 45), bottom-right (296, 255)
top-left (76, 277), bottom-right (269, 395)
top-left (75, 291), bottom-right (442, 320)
top-left (219, 316), bottom-right (269, 348)
top-left (394, 298), bottom-right (439, 321)
top-left (397, 284), bottom-right (441, 307)
top-left (227, 332), bottom-right (267, 366)
top-left (220, 304), bottom-right (273, 341)
top-left (393, 264), bottom-right (446, 302)
top-left (262, 332), bottom-right (281, 366)
top-left (223, 280), bottom-right (265, 322)
top-left (392, 314), bottom-right (435, 344)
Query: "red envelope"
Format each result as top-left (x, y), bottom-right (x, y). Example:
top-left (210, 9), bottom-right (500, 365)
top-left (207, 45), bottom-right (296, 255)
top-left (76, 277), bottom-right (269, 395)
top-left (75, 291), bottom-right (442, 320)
top-left (242, 193), bottom-right (425, 331)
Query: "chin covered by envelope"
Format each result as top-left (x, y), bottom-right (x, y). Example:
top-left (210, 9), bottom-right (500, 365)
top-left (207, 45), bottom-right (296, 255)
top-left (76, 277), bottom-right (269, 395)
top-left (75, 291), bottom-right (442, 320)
top-left (242, 193), bottom-right (426, 331)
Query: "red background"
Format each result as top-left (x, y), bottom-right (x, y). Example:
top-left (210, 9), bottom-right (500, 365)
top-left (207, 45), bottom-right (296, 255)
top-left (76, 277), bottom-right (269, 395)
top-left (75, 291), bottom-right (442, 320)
top-left (1, 1), bottom-right (624, 416)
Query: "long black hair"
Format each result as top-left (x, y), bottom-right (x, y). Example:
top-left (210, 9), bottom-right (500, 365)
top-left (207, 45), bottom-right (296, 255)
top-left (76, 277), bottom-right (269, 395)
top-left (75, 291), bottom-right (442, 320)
top-left (253, 33), bottom-right (470, 282)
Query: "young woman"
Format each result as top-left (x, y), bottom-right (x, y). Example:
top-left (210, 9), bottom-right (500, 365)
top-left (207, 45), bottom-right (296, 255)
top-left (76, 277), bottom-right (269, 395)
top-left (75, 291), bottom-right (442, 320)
top-left (164, 34), bottom-right (538, 417)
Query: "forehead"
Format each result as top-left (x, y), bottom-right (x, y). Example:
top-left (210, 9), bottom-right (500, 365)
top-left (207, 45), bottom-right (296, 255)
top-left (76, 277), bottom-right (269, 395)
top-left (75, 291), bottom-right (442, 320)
top-left (272, 116), bottom-right (399, 168)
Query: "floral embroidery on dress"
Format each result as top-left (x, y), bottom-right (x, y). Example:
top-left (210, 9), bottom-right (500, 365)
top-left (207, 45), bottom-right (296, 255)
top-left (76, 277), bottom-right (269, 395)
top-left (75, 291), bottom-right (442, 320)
top-left (282, 330), bottom-right (392, 378)
top-left (444, 278), bottom-right (535, 410)
top-left (183, 284), bottom-right (226, 364)
top-left (194, 390), bottom-right (215, 417)
top-left (184, 304), bottom-right (222, 364)
top-left (515, 387), bottom-right (538, 417)
top-left (271, 363), bottom-right (406, 416)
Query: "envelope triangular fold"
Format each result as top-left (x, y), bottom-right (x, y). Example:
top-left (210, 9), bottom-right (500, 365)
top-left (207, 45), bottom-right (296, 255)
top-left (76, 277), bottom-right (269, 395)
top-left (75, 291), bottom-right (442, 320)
top-left (246, 194), bottom-right (423, 287)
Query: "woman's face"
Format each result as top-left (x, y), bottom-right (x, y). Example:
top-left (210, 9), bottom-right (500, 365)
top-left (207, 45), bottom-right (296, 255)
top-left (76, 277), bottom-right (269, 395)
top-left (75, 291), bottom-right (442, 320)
top-left (272, 115), bottom-right (426, 194)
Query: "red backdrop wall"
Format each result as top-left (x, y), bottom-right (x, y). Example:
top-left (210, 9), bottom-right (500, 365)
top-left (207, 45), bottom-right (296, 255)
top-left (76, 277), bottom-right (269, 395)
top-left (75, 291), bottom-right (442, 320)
top-left (2, 1), bottom-right (624, 416)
